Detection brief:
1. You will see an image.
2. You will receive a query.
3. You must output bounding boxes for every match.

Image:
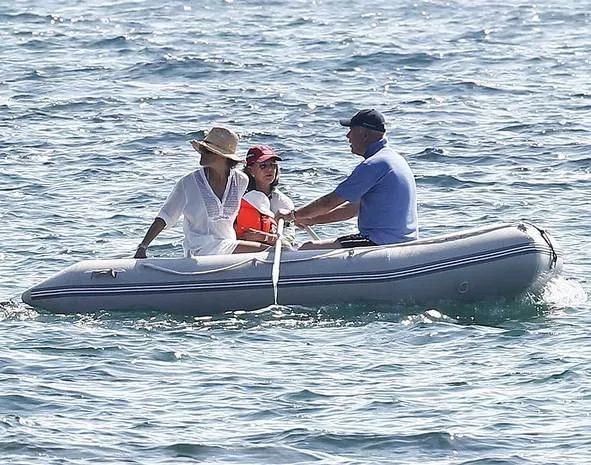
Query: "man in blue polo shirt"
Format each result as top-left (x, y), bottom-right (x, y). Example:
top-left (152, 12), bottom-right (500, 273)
top-left (277, 108), bottom-right (418, 249)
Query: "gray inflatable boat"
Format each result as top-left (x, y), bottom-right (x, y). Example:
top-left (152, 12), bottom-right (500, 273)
top-left (21, 222), bottom-right (561, 315)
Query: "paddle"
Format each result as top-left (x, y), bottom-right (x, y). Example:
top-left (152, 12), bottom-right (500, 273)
top-left (271, 218), bottom-right (285, 305)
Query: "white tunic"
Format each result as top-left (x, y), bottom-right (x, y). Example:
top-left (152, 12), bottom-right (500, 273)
top-left (157, 168), bottom-right (249, 256)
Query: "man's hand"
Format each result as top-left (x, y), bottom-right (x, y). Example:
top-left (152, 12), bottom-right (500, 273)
top-left (275, 208), bottom-right (295, 224)
top-left (134, 246), bottom-right (147, 259)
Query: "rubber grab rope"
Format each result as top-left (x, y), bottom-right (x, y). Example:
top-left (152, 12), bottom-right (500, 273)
top-left (138, 247), bottom-right (368, 276)
top-left (527, 222), bottom-right (558, 268)
top-left (140, 256), bottom-right (258, 275)
top-left (138, 223), bottom-right (521, 277)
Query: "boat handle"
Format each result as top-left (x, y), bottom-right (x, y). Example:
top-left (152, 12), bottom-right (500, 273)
top-left (90, 269), bottom-right (118, 279)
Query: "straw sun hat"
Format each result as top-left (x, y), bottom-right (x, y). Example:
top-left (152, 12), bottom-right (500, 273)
top-left (191, 127), bottom-right (242, 161)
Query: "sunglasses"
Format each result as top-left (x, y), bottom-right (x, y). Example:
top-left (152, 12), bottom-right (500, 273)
top-left (254, 161), bottom-right (278, 170)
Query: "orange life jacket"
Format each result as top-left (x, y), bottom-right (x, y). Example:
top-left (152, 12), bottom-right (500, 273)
top-left (235, 197), bottom-right (277, 238)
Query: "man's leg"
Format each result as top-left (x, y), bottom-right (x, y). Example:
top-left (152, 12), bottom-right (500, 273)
top-left (298, 238), bottom-right (343, 250)
top-left (298, 233), bottom-right (377, 250)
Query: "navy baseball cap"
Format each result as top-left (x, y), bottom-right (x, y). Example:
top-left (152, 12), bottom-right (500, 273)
top-left (339, 109), bottom-right (386, 132)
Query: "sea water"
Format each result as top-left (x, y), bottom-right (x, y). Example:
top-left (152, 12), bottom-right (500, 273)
top-left (1, 1), bottom-right (590, 463)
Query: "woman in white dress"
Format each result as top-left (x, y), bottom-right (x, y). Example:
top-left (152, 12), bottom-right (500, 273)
top-left (134, 127), bottom-right (270, 258)
top-left (234, 145), bottom-right (295, 246)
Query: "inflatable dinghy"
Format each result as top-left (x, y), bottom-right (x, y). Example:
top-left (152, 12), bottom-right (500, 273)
top-left (22, 222), bottom-right (561, 315)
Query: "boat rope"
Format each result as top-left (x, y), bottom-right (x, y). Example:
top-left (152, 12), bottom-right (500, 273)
top-left (137, 224), bottom-right (521, 278)
top-left (527, 222), bottom-right (559, 268)
top-left (140, 256), bottom-right (258, 275)
top-left (138, 247), bottom-right (378, 276)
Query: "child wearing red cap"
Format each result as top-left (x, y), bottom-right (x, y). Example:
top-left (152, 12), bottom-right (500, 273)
top-left (235, 145), bottom-right (294, 246)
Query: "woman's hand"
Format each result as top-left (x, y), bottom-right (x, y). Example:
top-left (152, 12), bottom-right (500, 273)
top-left (134, 218), bottom-right (165, 259)
top-left (242, 228), bottom-right (277, 245)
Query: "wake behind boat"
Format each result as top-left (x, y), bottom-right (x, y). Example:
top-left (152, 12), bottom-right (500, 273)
top-left (21, 222), bottom-right (561, 316)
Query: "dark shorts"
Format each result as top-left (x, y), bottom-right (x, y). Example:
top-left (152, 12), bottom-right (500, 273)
top-left (337, 233), bottom-right (377, 248)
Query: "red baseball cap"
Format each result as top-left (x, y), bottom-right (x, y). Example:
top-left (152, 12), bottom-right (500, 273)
top-left (246, 145), bottom-right (282, 165)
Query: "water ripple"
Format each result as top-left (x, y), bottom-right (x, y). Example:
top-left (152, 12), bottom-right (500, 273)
top-left (1, 0), bottom-right (590, 463)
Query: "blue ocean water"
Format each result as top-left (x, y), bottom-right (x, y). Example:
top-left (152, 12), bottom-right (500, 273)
top-left (1, 1), bottom-right (590, 463)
